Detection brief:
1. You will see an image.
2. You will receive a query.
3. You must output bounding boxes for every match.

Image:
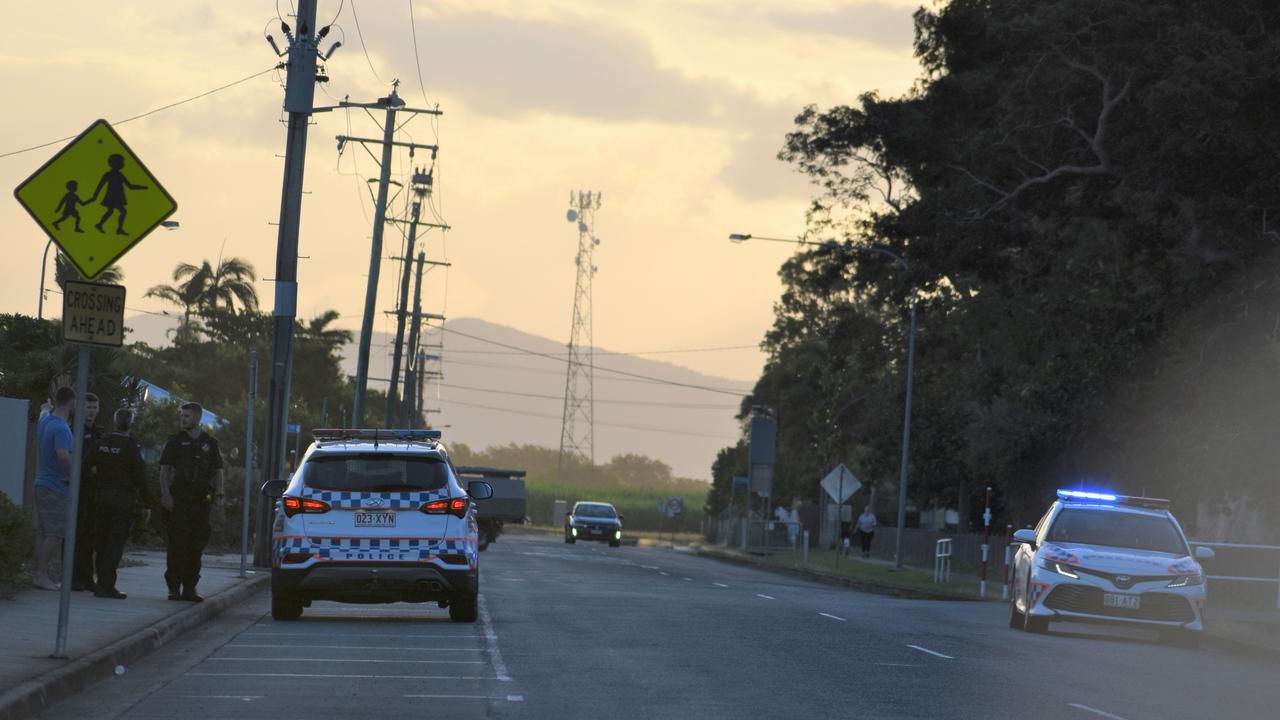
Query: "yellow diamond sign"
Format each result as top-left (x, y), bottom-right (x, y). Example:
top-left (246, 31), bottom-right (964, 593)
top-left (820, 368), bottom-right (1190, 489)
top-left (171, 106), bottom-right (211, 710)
top-left (13, 119), bottom-right (176, 280)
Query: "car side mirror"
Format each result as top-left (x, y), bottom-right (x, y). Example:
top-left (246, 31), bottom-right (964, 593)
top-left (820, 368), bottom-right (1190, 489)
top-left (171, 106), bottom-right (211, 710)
top-left (1194, 546), bottom-right (1216, 561)
top-left (467, 480), bottom-right (493, 500)
top-left (617, 515), bottom-right (625, 522)
top-left (565, 512), bottom-right (572, 518)
top-left (1012, 529), bottom-right (1037, 545)
top-left (260, 479), bottom-right (286, 498)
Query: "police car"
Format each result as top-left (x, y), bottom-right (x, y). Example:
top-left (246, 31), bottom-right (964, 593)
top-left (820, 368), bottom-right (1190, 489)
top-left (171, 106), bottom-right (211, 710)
top-left (261, 429), bottom-right (492, 622)
top-left (1009, 490), bottom-right (1215, 645)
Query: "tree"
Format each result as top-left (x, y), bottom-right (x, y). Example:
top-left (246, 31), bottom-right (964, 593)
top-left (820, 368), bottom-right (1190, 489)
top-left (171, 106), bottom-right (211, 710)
top-left (747, 0), bottom-right (1280, 527)
top-left (144, 262), bottom-right (209, 323)
top-left (54, 252), bottom-right (124, 289)
top-left (200, 256), bottom-right (258, 312)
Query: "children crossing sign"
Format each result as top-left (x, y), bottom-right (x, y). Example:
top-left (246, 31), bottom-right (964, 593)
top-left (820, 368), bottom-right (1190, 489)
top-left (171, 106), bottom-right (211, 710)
top-left (13, 119), bottom-right (176, 280)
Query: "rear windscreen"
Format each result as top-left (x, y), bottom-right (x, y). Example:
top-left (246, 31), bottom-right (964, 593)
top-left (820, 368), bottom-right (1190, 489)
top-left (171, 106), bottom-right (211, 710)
top-left (302, 454), bottom-right (450, 492)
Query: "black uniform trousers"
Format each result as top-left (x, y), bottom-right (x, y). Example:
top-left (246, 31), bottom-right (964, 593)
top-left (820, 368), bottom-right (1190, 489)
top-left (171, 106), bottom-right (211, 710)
top-left (72, 485), bottom-right (97, 588)
top-left (93, 500), bottom-right (135, 592)
top-left (165, 493), bottom-right (211, 594)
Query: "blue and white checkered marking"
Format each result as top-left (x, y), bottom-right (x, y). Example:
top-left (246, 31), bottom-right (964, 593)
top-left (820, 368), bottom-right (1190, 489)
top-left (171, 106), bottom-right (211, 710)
top-left (273, 536), bottom-right (475, 565)
top-left (302, 488), bottom-right (451, 509)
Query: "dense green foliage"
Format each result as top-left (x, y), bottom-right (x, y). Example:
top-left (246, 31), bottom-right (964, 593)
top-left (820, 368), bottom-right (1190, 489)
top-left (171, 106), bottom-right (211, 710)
top-left (0, 492), bottom-right (35, 596)
top-left (711, 1), bottom-right (1280, 531)
top-left (450, 443), bottom-right (708, 530)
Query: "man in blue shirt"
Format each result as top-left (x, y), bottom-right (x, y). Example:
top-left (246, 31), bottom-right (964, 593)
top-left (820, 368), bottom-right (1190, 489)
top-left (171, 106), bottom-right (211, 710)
top-left (34, 386), bottom-right (76, 590)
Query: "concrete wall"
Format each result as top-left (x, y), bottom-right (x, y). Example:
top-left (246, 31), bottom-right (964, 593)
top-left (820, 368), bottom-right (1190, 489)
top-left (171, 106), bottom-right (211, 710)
top-left (0, 397), bottom-right (30, 505)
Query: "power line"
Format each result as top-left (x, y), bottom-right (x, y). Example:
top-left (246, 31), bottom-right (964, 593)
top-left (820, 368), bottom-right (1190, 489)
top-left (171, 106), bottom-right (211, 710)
top-left (437, 325), bottom-right (748, 397)
top-left (349, 0), bottom-right (384, 84)
top-left (442, 343), bottom-right (760, 357)
top-left (407, 0), bottom-right (431, 105)
top-left (437, 381), bottom-right (740, 409)
top-left (1, 67), bottom-right (279, 160)
top-left (437, 397), bottom-right (737, 440)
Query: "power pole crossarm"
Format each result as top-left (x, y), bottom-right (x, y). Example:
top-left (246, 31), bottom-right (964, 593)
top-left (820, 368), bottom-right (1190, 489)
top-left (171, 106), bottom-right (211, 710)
top-left (337, 136), bottom-right (438, 152)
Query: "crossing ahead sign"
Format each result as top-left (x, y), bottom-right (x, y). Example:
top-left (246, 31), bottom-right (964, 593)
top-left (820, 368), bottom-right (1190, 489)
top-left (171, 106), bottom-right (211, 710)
top-left (13, 119), bottom-right (176, 280)
top-left (62, 281), bottom-right (126, 347)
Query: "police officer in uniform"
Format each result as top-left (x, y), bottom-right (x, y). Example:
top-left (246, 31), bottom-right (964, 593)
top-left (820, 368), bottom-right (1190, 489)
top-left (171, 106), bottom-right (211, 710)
top-left (71, 392), bottom-right (102, 592)
top-left (88, 408), bottom-right (152, 599)
top-left (159, 402), bottom-right (225, 602)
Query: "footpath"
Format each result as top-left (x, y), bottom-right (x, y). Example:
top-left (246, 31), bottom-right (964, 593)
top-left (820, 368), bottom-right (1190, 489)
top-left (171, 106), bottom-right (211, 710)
top-left (0, 549), bottom-right (268, 720)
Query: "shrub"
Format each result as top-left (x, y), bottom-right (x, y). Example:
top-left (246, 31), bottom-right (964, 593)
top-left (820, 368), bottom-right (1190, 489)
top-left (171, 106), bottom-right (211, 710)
top-left (0, 493), bottom-right (35, 597)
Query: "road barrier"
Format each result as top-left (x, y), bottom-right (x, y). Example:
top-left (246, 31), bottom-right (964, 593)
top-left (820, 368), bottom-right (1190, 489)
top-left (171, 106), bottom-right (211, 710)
top-left (1189, 541), bottom-right (1280, 610)
top-left (934, 538), bottom-right (953, 583)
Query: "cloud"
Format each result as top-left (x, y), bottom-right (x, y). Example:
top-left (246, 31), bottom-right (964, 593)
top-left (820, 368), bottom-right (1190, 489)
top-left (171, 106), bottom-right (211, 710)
top-left (767, 2), bottom-right (917, 50)
top-left (386, 11), bottom-right (770, 125)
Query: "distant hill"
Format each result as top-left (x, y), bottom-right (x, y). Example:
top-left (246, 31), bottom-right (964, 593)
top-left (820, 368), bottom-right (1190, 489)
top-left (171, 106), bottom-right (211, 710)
top-left (121, 314), bottom-right (752, 479)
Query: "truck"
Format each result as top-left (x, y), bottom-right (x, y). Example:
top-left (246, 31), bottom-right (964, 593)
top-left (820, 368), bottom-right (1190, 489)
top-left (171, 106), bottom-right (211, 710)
top-left (454, 466), bottom-right (527, 551)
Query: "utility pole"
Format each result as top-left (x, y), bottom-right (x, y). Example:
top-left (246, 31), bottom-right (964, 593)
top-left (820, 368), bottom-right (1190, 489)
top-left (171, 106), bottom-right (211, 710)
top-left (342, 82), bottom-right (441, 427)
top-left (416, 348), bottom-right (428, 424)
top-left (385, 170), bottom-right (428, 426)
top-left (557, 191), bottom-right (602, 481)
top-left (255, 0), bottom-right (338, 566)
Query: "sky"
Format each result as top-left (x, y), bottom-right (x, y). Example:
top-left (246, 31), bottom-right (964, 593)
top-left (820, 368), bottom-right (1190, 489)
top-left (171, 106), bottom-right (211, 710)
top-left (1, 1), bottom-right (922, 385)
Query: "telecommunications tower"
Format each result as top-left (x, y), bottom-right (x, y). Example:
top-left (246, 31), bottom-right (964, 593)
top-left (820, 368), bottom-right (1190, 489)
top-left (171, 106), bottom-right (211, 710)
top-left (558, 191), bottom-right (602, 479)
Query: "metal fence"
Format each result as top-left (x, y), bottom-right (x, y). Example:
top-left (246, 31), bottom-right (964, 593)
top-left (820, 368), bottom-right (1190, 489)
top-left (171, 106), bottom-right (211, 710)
top-left (1189, 541), bottom-right (1280, 610)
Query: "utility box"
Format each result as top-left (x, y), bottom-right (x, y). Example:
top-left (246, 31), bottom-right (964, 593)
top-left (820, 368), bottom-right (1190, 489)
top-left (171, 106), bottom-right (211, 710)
top-left (553, 499), bottom-right (568, 526)
top-left (0, 397), bottom-right (29, 505)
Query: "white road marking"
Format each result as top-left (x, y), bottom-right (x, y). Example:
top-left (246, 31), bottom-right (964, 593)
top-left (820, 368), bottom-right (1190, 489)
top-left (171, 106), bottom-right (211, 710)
top-left (227, 645), bottom-right (482, 652)
top-left (402, 694), bottom-right (525, 702)
top-left (905, 644), bottom-right (953, 659)
top-left (874, 663), bottom-right (919, 668)
top-left (1068, 703), bottom-right (1130, 720)
top-left (819, 612), bottom-right (847, 622)
top-left (682, 577), bottom-right (693, 581)
top-left (478, 593), bottom-right (513, 682)
top-left (191, 673), bottom-right (491, 680)
top-left (713, 582), bottom-right (729, 588)
top-left (659, 571), bottom-right (670, 576)
top-left (181, 696), bottom-right (261, 701)
top-left (209, 658), bottom-right (483, 665)
top-left (756, 594), bottom-right (776, 600)
top-left (241, 632), bottom-right (479, 639)
top-left (641, 565), bottom-right (660, 570)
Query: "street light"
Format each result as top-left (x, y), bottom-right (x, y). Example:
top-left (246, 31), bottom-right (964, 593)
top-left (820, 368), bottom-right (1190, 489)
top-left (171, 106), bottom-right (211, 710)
top-left (729, 232), bottom-right (917, 569)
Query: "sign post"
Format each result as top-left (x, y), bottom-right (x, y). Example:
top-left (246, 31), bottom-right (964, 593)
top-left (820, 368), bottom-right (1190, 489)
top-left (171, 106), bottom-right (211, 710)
top-left (240, 351), bottom-right (258, 578)
top-left (14, 118), bottom-right (173, 658)
top-left (53, 281), bottom-right (126, 658)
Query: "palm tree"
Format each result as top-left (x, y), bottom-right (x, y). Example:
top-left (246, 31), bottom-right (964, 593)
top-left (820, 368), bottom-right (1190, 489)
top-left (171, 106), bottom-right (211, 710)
top-left (54, 252), bottom-right (124, 289)
top-left (144, 262), bottom-right (210, 323)
top-left (202, 256), bottom-right (258, 312)
top-left (301, 310), bottom-right (353, 353)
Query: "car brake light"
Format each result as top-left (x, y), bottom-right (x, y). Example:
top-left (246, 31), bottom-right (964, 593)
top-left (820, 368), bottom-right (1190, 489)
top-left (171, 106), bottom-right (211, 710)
top-left (282, 496), bottom-right (331, 517)
top-left (422, 498), bottom-right (470, 518)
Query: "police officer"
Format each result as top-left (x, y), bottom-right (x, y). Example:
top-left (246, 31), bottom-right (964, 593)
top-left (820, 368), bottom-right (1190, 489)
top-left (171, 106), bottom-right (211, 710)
top-left (159, 402), bottom-right (225, 602)
top-left (71, 392), bottom-right (102, 592)
top-left (89, 408), bottom-right (152, 599)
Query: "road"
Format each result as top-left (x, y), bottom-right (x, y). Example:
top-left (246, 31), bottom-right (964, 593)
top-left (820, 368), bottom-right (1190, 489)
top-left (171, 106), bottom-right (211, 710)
top-left (37, 533), bottom-right (1279, 719)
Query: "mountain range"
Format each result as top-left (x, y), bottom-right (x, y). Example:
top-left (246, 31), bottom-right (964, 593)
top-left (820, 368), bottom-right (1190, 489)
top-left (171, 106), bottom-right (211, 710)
top-left (122, 314), bottom-right (752, 479)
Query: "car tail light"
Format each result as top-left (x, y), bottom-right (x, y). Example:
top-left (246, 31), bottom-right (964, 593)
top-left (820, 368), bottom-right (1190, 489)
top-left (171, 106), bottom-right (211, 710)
top-left (421, 498), bottom-right (470, 519)
top-left (282, 496), bottom-right (331, 517)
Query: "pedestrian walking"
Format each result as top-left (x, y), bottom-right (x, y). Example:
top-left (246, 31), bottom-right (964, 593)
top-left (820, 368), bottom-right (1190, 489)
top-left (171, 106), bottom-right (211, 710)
top-left (71, 392), bottom-right (101, 592)
top-left (856, 505), bottom-right (877, 559)
top-left (32, 387), bottom-right (75, 591)
top-left (159, 402), bottom-right (224, 602)
top-left (88, 408), bottom-right (151, 599)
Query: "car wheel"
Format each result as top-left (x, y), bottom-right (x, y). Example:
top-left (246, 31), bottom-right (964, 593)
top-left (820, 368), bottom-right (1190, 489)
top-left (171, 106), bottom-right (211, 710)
top-left (565, 535), bottom-right (576, 544)
top-left (609, 539), bottom-right (621, 548)
top-left (449, 595), bottom-right (479, 623)
top-left (271, 589), bottom-right (303, 621)
top-left (1022, 580), bottom-right (1048, 633)
top-left (478, 530), bottom-right (491, 552)
top-left (1008, 594), bottom-right (1023, 629)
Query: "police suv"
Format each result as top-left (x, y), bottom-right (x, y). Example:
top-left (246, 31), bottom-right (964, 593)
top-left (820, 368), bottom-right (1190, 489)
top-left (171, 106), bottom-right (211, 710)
top-left (1009, 490), bottom-right (1214, 645)
top-left (261, 429), bottom-right (492, 622)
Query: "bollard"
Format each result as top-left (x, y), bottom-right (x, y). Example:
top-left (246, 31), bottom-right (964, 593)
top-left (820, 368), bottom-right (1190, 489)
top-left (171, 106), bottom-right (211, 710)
top-left (803, 530), bottom-right (810, 566)
top-left (1002, 524), bottom-right (1013, 600)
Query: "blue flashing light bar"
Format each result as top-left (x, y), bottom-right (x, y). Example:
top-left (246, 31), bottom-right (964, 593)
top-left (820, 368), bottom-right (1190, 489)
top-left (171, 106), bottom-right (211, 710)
top-left (1057, 489), bottom-right (1170, 509)
top-left (1057, 490), bottom-right (1117, 502)
top-left (312, 428), bottom-right (442, 442)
